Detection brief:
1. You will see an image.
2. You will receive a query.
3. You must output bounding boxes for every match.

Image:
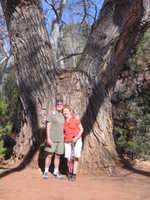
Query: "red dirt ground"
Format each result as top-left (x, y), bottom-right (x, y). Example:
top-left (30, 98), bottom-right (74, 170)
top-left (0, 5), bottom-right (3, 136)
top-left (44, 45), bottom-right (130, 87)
top-left (0, 165), bottom-right (150, 200)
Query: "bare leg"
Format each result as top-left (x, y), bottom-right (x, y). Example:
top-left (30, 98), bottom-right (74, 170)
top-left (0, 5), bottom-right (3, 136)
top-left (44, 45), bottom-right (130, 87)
top-left (54, 154), bottom-right (60, 174)
top-left (45, 153), bottom-right (52, 170)
top-left (73, 157), bottom-right (79, 174)
top-left (67, 159), bottom-right (71, 173)
top-left (53, 154), bottom-right (64, 178)
top-left (43, 153), bottom-right (52, 178)
top-left (67, 158), bottom-right (74, 173)
top-left (65, 157), bottom-right (78, 181)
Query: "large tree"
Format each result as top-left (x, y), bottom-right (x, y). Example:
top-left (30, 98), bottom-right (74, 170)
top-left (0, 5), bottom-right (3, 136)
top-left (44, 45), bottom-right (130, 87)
top-left (1, 0), bottom-right (150, 174)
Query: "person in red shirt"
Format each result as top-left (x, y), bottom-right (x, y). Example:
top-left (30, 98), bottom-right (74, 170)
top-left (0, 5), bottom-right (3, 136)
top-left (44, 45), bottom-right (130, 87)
top-left (63, 105), bottom-right (83, 181)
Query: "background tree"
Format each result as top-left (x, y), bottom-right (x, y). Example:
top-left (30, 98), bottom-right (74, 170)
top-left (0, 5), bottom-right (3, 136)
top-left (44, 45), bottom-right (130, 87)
top-left (0, 4), bottom-right (15, 97)
top-left (1, 0), bottom-right (150, 175)
top-left (43, 0), bottom-right (101, 69)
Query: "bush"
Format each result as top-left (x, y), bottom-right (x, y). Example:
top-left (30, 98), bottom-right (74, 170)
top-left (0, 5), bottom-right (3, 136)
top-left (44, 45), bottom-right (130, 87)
top-left (0, 72), bottom-right (20, 157)
top-left (0, 96), bottom-right (13, 156)
top-left (113, 29), bottom-right (150, 160)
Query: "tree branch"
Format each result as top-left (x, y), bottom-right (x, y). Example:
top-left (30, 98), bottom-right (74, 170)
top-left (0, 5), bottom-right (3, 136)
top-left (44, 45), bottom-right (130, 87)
top-left (56, 52), bottom-right (83, 62)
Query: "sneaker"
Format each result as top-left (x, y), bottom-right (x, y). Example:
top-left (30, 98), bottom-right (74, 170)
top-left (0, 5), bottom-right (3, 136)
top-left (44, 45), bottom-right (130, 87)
top-left (43, 172), bottom-right (48, 179)
top-left (53, 172), bottom-right (63, 179)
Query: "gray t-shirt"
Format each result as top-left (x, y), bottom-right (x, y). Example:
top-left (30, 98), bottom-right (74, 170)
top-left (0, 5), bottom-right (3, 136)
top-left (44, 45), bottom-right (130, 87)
top-left (47, 111), bottom-right (64, 142)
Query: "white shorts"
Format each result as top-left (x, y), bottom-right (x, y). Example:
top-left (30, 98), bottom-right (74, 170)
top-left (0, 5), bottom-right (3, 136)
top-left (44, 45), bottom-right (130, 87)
top-left (65, 138), bottom-right (82, 160)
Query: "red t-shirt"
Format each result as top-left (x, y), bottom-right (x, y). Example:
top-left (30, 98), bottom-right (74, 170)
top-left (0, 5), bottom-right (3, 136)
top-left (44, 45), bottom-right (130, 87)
top-left (64, 115), bottom-right (81, 142)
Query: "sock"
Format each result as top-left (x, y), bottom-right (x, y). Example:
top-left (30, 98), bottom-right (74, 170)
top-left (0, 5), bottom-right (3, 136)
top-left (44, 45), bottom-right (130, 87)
top-left (45, 168), bottom-right (49, 173)
top-left (54, 168), bottom-right (59, 174)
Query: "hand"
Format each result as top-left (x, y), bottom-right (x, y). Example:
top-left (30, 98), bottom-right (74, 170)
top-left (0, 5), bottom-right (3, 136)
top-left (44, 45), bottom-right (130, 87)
top-left (47, 138), bottom-right (52, 147)
top-left (72, 137), bottom-right (78, 143)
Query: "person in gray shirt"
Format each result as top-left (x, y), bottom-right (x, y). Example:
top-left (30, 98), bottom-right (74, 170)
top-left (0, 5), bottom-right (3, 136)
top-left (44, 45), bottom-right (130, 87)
top-left (43, 99), bottom-right (64, 179)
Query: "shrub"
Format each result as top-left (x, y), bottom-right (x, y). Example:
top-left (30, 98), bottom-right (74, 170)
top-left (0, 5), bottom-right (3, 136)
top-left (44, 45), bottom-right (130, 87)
top-left (113, 29), bottom-right (150, 160)
top-left (0, 72), bottom-right (20, 157)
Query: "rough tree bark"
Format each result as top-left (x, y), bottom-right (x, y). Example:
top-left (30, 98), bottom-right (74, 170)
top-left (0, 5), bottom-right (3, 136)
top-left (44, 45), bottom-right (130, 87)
top-left (1, 0), bottom-right (150, 174)
top-left (1, 0), bottom-right (57, 164)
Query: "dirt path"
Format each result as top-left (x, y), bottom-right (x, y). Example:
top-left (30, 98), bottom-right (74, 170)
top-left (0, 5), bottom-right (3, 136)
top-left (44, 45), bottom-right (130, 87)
top-left (0, 167), bottom-right (150, 200)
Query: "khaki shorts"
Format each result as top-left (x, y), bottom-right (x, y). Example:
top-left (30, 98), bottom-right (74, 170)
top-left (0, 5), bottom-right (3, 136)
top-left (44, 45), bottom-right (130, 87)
top-left (44, 141), bottom-right (64, 155)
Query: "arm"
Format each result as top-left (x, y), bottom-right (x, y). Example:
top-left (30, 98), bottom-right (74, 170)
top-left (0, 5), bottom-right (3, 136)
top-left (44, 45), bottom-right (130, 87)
top-left (46, 122), bottom-right (52, 146)
top-left (73, 123), bottom-right (83, 143)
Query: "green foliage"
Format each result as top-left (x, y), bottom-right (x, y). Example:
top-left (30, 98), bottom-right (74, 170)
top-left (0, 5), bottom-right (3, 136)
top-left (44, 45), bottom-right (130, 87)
top-left (0, 140), bottom-right (6, 155)
top-left (114, 88), bottom-right (150, 160)
top-left (0, 96), bottom-right (8, 116)
top-left (114, 80), bottom-right (150, 160)
top-left (113, 29), bottom-right (150, 160)
top-left (4, 73), bottom-right (21, 130)
top-left (0, 96), bottom-right (12, 155)
top-left (0, 72), bottom-right (20, 156)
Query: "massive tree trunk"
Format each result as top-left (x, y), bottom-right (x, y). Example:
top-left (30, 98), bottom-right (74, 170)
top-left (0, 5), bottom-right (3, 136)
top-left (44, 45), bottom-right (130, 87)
top-left (1, 0), bottom-right (57, 164)
top-left (1, 0), bottom-right (150, 174)
top-left (77, 0), bottom-right (150, 174)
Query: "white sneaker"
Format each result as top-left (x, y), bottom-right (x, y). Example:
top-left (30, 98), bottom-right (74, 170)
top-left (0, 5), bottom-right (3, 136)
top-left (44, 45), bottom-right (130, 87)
top-left (53, 172), bottom-right (63, 179)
